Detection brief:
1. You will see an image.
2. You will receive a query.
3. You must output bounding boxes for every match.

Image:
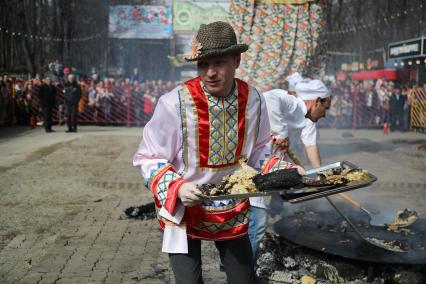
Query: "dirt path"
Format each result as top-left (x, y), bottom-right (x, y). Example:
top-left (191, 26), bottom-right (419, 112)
top-left (0, 126), bottom-right (424, 283)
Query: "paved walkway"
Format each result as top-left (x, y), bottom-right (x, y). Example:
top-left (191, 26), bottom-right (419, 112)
top-left (0, 126), bottom-right (424, 283)
top-left (0, 126), bottom-right (227, 284)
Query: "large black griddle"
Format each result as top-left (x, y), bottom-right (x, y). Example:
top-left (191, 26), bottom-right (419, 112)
top-left (272, 200), bottom-right (426, 264)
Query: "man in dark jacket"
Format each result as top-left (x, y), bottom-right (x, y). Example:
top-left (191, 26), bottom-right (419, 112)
top-left (64, 74), bottom-right (81, 132)
top-left (389, 85), bottom-right (405, 132)
top-left (38, 77), bottom-right (57, 132)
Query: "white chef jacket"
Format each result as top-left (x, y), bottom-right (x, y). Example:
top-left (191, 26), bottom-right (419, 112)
top-left (250, 89), bottom-right (313, 209)
top-left (256, 89), bottom-right (319, 208)
top-left (263, 89), bottom-right (307, 140)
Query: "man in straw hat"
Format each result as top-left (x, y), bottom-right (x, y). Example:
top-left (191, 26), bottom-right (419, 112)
top-left (133, 21), bottom-right (300, 284)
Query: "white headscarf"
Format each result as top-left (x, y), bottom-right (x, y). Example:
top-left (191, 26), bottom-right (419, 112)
top-left (295, 79), bottom-right (330, 101)
top-left (285, 72), bottom-right (303, 92)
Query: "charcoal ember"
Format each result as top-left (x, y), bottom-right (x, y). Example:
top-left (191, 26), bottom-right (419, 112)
top-left (269, 270), bottom-right (298, 283)
top-left (257, 252), bottom-right (275, 268)
top-left (315, 261), bottom-right (344, 284)
top-left (393, 271), bottom-right (425, 284)
top-left (124, 202), bottom-right (156, 220)
top-left (252, 168), bottom-right (302, 191)
top-left (283, 256), bottom-right (299, 270)
top-left (256, 252), bottom-right (276, 277)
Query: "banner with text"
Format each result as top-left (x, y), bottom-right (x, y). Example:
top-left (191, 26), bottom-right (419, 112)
top-left (173, 1), bottom-right (230, 32)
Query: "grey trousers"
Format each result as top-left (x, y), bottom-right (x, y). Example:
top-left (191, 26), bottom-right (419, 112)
top-left (169, 235), bottom-right (256, 284)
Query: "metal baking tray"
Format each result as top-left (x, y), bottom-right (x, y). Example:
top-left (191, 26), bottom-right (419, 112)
top-left (205, 161), bottom-right (377, 203)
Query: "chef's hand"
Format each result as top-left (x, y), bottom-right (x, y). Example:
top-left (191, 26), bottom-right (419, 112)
top-left (178, 182), bottom-right (204, 207)
top-left (272, 137), bottom-right (289, 153)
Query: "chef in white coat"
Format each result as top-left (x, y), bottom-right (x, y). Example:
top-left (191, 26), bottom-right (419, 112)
top-left (265, 78), bottom-right (331, 167)
top-left (248, 77), bottom-right (332, 264)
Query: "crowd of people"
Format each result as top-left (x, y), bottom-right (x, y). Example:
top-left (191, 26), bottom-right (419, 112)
top-left (0, 70), bottom-right (178, 130)
top-left (1, 64), bottom-right (424, 133)
top-left (323, 77), bottom-right (424, 132)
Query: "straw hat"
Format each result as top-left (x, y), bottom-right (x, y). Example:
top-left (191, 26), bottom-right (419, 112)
top-left (185, 21), bottom-right (248, 62)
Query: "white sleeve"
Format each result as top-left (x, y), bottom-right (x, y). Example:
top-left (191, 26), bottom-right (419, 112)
top-left (248, 89), bottom-right (273, 169)
top-left (263, 89), bottom-right (289, 139)
top-left (301, 119), bottom-right (318, 146)
top-left (133, 95), bottom-right (182, 176)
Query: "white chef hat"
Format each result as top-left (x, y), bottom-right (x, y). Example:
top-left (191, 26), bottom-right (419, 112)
top-left (285, 72), bottom-right (303, 92)
top-left (295, 79), bottom-right (330, 101)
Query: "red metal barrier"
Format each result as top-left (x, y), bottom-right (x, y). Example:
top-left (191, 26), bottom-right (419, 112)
top-left (26, 84), bottom-right (411, 131)
top-left (318, 91), bottom-right (386, 129)
top-left (29, 83), bottom-right (160, 127)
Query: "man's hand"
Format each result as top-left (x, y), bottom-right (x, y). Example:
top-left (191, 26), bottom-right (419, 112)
top-left (178, 183), bottom-right (204, 207)
top-left (272, 137), bottom-right (289, 153)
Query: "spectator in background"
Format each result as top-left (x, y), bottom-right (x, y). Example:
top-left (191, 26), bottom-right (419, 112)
top-left (389, 85), bottom-right (405, 132)
top-left (91, 73), bottom-right (100, 85)
top-left (49, 59), bottom-right (63, 82)
top-left (142, 85), bottom-right (156, 125)
top-left (100, 79), bottom-right (114, 122)
top-left (15, 79), bottom-right (29, 125)
top-left (341, 87), bottom-right (353, 127)
top-left (376, 84), bottom-right (390, 125)
top-left (24, 80), bottom-right (38, 128)
top-left (132, 81), bottom-right (143, 125)
top-left (402, 84), bottom-right (411, 130)
top-left (87, 80), bottom-right (99, 122)
top-left (64, 74), bottom-right (81, 132)
top-left (79, 78), bottom-right (89, 114)
top-left (156, 79), bottom-right (165, 95)
top-left (351, 82), bottom-right (364, 128)
top-left (63, 67), bottom-right (71, 80)
top-left (364, 81), bottom-right (379, 127)
top-left (166, 80), bottom-right (175, 92)
top-left (130, 68), bottom-right (141, 84)
top-left (0, 77), bottom-right (11, 127)
top-left (38, 77), bottom-right (57, 132)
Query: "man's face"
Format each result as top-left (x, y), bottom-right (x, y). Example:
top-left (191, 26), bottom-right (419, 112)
top-left (197, 54), bottom-right (240, 97)
top-left (307, 96), bottom-right (332, 122)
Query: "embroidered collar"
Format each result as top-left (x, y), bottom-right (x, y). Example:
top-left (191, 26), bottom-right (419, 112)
top-left (200, 80), bottom-right (237, 99)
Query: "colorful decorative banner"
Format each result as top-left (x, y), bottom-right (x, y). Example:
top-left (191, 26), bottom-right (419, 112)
top-left (173, 1), bottom-right (230, 32)
top-left (259, 0), bottom-right (315, 4)
top-left (228, 0), bottom-right (326, 91)
top-left (109, 5), bottom-right (173, 39)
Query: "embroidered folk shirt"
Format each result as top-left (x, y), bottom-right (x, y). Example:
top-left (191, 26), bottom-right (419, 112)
top-left (133, 77), bottom-right (292, 252)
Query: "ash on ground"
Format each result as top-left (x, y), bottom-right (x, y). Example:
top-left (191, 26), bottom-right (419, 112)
top-left (124, 202), bottom-right (156, 220)
top-left (256, 232), bottom-right (425, 284)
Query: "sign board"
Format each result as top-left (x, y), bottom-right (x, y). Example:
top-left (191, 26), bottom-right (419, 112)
top-left (260, 0), bottom-right (314, 3)
top-left (109, 5), bottom-right (173, 39)
top-left (389, 38), bottom-right (424, 59)
top-left (173, 1), bottom-right (230, 32)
